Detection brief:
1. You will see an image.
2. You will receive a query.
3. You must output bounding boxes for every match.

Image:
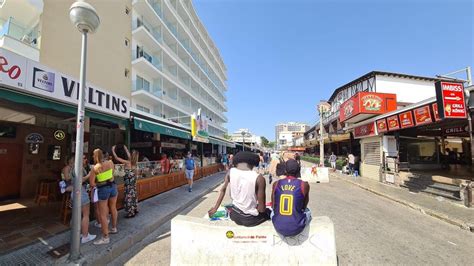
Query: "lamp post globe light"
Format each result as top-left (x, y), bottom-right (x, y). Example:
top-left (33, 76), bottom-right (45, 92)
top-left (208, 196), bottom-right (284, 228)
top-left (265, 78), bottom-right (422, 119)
top-left (69, 0), bottom-right (99, 262)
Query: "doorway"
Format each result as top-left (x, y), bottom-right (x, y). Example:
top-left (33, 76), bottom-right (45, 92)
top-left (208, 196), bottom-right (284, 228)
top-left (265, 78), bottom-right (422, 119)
top-left (0, 143), bottom-right (23, 200)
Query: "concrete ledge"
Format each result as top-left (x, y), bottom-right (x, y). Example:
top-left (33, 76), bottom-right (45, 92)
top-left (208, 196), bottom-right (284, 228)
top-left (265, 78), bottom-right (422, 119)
top-left (170, 215), bottom-right (337, 266)
top-left (301, 167), bottom-right (330, 183)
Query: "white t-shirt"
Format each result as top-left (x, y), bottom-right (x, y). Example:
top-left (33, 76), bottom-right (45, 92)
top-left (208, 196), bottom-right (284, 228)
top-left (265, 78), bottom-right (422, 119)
top-left (348, 154), bottom-right (355, 164)
top-left (229, 168), bottom-right (259, 216)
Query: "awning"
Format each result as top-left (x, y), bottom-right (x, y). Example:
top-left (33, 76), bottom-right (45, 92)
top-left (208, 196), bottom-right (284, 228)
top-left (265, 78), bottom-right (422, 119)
top-left (209, 137), bottom-right (236, 148)
top-left (134, 117), bottom-right (191, 139)
top-left (0, 88), bottom-right (127, 125)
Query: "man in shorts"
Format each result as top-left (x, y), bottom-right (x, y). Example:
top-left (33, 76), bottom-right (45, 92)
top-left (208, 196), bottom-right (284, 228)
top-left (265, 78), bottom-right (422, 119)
top-left (184, 152), bottom-right (195, 192)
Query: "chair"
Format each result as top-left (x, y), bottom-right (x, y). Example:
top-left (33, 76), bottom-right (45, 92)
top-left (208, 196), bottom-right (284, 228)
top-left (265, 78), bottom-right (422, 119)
top-left (35, 180), bottom-right (56, 205)
top-left (59, 192), bottom-right (72, 225)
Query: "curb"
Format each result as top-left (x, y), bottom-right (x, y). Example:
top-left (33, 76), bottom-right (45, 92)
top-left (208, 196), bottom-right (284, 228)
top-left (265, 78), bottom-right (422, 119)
top-left (333, 174), bottom-right (473, 233)
top-left (61, 172), bottom-right (225, 265)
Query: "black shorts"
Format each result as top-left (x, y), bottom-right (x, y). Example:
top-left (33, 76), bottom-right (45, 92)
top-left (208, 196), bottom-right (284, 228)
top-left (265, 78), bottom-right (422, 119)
top-left (227, 206), bottom-right (271, 227)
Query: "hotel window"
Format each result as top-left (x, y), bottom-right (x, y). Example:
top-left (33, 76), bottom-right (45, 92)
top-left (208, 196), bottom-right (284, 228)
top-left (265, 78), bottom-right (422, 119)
top-left (125, 68), bottom-right (130, 78)
top-left (136, 105), bottom-right (151, 113)
top-left (125, 38), bottom-right (129, 47)
top-left (136, 75), bottom-right (150, 92)
top-left (125, 6), bottom-right (130, 15)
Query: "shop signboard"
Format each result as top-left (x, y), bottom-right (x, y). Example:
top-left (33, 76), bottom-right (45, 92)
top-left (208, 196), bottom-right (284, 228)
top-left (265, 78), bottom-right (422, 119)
top-left (444, 125), bottom-right (468, 135)
top-left (0, 48), bottom-right (130, 119)
top-left (399, 111), bottom-right (414, 128)
top-left (435, 81), bottom-right (466, 119)
top-left (376, 119), bottom-right (388, 133)
top-left (191, 111), bottom-right (209, 143)
top-left (161, 142), bottom-right (186, 149)
top-left (413, 105), bottom-right (432, 126)
top-left (340, 92), bottom-right (397, 123)
top-left (432, 103), bottom-right (441, 121)
top-left (354, 122), bottom-right (376, 139)
top-left (387, 115), bottom-right (400, 131)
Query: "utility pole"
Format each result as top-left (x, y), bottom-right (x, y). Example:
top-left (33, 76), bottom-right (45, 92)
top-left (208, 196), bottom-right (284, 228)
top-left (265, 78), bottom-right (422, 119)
top-left (318, 101), bottom-right (331, 167)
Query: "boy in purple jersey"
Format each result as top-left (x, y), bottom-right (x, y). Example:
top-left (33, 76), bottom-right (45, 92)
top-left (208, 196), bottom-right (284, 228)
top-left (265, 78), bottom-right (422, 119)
top-left (271, 159), bottom-right (311, 237)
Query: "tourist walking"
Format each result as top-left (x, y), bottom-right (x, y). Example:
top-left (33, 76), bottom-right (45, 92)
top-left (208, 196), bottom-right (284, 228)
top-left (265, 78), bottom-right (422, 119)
top-left (222, 154), bottom-right (229, 171)
top-left (90, 149), bottom-right (118, 245)
top-left (184, 152), bottom-right (195, 192)
top-left (112, 145), bottom-right (139, 218)
top-left (329, 152), bottom-right (337, 171)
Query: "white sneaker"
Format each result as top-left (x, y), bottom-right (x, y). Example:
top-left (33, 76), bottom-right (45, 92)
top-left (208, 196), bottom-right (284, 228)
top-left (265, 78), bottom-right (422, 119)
top-left (81, 233), bottom-right (96, 244)
top-left (93, 236), bottom-right (110, 245)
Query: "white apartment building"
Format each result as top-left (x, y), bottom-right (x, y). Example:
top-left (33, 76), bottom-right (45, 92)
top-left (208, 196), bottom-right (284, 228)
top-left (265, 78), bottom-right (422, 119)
top-left (275, 122), bottom-right (310, 149)
top-left (130, 0), bottom-right (228, 138)
top-left (230, 129), bottom-right (261, 147)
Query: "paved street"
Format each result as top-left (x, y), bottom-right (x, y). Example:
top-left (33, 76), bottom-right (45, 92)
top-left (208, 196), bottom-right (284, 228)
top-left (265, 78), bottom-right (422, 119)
top-left (111, 173), bottom-right (473, 265)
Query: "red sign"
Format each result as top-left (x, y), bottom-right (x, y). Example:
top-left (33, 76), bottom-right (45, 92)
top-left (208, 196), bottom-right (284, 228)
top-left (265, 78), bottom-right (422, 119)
top-left (339, 92), bottom-right (397, 122)
top-left (376, 119), bottom-right (388, 133)
top-left (435, 81), bottom-right (466, 119)
top-left (399, 111), bottom-right (415, 128)
top-left (354, 122), bottom-right (376, 138)
top-left (432, 103), bottom-right (441, 121)
top-left (413, 105), bottom-right (432, 125)
top-left (387, 115), bottom-right (400, 131)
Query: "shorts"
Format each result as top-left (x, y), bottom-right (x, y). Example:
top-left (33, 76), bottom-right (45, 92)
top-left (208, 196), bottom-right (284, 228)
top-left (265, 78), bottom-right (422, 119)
top-left (331, 161), bottom-right (336, 168)
top-left (97, 182), bottom-right (118, 201)
top-left (185, 169), bottom-right (194, 180)
top-left (71, 186), bottom-right (90, 206)
top-left (227, 205), bottom-right (271, 227)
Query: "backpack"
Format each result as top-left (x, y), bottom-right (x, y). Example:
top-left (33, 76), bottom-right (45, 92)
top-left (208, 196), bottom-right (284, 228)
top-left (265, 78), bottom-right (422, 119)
top-left (185, 158), bottom-right (195, 170)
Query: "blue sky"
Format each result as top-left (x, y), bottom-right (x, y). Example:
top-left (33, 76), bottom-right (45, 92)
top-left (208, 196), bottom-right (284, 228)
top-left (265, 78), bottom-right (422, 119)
top-left (194, 0), bottom-right (473, 141)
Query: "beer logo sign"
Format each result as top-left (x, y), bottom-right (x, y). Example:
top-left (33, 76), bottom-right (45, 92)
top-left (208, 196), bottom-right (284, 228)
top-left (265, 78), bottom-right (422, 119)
top-left (343, 100), bottom-right (354, 118)
top-left (361, 95), bottom-right (382, 111)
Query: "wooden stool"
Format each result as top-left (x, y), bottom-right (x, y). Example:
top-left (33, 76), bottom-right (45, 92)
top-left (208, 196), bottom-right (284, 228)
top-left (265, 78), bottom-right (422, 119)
top-left (35, 180), bottom-right (57, 205)
top-left (59, 193), bottom-right (72, 225)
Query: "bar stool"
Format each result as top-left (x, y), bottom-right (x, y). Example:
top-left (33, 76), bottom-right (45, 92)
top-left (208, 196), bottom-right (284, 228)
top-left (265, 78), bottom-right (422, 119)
top-left (35, 180), bottom-right (55, 205)
top-left (60, 192), bottom-right (72, 225)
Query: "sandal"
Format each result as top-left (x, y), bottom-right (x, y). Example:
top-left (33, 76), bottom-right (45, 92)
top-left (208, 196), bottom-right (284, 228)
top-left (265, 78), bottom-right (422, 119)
top-left (93, 237), bottom-right (110, 245)
top-left (109, 228), bottom-right (118, 234)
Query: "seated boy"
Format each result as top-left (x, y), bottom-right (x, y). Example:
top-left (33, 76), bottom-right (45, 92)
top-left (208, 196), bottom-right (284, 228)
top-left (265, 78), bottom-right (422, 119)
top-left (208, 151), bottom-right (270, 227)
top-left (272, 159), bottom-right (311, 237)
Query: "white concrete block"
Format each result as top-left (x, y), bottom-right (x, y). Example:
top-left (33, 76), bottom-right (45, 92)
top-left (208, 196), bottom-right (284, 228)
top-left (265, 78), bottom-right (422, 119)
top-left (301, 167), bottom-right (330, 183)
top-left (170, 215), bottom-right (337, 266)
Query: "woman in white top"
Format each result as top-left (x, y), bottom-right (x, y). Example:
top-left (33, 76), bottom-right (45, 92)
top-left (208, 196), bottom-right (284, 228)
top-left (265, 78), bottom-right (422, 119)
top-left (208, 151), bottom-right (270, 226)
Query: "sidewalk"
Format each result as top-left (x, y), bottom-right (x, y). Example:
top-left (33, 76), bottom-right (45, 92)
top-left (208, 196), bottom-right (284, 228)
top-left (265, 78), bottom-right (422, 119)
top-left (301, 161), bottom-right (474, 232)
top-left (0, 171), bottom-right (225, 265)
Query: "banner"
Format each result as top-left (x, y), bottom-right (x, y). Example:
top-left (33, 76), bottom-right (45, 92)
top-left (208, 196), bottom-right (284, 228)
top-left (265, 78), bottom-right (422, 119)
top-left (191, 111), bottom-right (209, 143)
top-left (0, 48), bottom-right (130, 119)
top-left (435, 81), bottom-right (466, 119)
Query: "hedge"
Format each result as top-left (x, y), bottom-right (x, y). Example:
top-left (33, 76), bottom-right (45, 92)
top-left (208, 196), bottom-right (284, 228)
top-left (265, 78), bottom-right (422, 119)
top-left (301, 156), bottom-right (347, 170)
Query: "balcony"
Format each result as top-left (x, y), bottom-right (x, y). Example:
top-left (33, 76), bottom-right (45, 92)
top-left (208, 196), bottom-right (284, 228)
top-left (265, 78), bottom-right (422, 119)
top-left (0, 17), bottom-right (39, 60)
top-left (132, 49), bottom-right (162, 78)
top-left (133, 20), bottom-right (162, 49)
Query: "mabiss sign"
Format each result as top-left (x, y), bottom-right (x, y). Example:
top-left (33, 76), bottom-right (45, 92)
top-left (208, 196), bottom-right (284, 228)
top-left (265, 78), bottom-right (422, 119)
top-left (435, 81), bottom-right (466, 119)
top-left (0, 48), bottom-right (130, 119)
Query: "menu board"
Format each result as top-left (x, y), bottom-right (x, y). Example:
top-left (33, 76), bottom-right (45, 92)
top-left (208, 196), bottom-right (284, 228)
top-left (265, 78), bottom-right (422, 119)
top-left (432, 103), bottom-right (441, 121)
top-left (387, 115), bottom-right (400, 131)
top-left (376, 119), bottom-right (388, 133)
top-left (399, 111), bottom-right (415, 128)
top-left (413, 105), bottom-right (432, 125)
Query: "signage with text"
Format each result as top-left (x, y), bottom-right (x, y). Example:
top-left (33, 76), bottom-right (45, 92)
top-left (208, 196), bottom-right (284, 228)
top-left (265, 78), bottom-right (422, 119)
top-left (376, 119), bottom-right (388, 133)
top-left (0, 48), bottom-right (130, 119)
top-left (354, 122), bottom-right (376, 138)
top-left (387, 115), bottom-right (400, 131)
top-left (339, 92), bottom-right (397, 123)
top-left (444, 125), bottom-right (468, 135)
top-left (432, 103), bottom-right (441, 121)
top-left (413, 105), bottom-right (432, 126)
top-left (435, 81), bottom-right (466, 119)
top-left (399, 111), bottom-right (414, 128)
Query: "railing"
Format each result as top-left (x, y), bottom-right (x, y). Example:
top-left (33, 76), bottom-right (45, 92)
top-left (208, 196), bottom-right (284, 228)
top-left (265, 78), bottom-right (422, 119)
top-left (0, 17), bottom-right (40, 48)
top-left (133, 81), bottom-right (163, 98)
top-left (133, 49), bottom-right (162, 70)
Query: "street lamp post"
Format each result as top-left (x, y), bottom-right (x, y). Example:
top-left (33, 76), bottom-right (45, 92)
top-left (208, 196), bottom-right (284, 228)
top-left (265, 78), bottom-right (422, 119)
top-left (68, 1), bottom-right (100, 262)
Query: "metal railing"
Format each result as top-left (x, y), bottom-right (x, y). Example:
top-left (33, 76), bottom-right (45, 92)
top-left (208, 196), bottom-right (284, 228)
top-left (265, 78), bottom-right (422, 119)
top-left (0, 17), bottom-right (40, 48)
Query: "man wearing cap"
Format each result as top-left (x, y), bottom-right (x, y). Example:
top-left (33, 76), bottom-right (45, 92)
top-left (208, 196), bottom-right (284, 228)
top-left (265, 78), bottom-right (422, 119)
top-left (271, 159), bottom-right (311, 237)
top-left (208, 151), bottom-right (270, 226)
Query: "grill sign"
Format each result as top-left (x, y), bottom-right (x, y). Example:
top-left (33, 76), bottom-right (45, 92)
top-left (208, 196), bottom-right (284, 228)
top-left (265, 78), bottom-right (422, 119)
top-left (435, 81), bottom-right (466, 119)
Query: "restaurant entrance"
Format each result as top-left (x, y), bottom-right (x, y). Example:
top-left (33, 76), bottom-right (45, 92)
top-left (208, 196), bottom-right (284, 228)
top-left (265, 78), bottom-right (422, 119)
top-left (0, 143), bottom-right (22, 200)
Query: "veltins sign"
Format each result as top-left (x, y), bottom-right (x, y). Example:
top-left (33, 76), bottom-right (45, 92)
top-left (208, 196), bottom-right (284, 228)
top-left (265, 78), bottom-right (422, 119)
top-left (0, 48), bottom-right (130, 119)
top-left (435, 81), bottom-right (466, 119)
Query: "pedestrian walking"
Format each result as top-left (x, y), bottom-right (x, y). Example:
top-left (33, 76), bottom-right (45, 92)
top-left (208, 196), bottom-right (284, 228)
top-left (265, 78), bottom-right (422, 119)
top-left (229, 154), bottom-right (234, 168)
top-left (348, 152), bottom-right (355, 175)
top-left (160, 153), bottom-right (171, 174)
top-left (329, 152), bottom-right (337, 171)
top-left (222, 154), bottom-right (229, 171)
top-left (184, 152), bottom-right (195, 192)
top-left (89, 149), bottom-right (118, 245)
top-left (112, 145), bottom-right (139, 218)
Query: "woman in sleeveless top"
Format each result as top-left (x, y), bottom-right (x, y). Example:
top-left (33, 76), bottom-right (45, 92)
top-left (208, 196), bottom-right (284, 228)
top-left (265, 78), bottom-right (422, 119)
top-left (112, 145), bottom-right (139, 218)
top-left (89, 149), bottom-right (118, 245)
